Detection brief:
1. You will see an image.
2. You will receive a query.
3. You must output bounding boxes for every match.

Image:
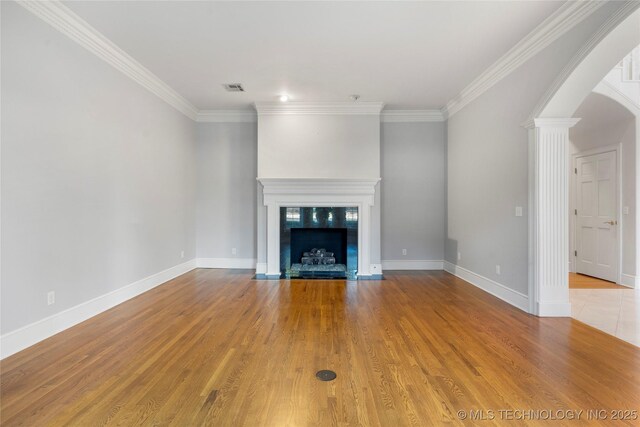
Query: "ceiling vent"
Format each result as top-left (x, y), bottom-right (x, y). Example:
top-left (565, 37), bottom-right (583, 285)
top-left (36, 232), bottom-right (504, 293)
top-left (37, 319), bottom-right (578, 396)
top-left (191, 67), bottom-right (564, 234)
top-left (223, 83), bottom-right (245, 92)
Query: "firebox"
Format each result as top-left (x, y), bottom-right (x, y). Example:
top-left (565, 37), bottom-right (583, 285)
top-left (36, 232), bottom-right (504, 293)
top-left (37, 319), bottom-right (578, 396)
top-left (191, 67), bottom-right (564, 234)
top-left (280, 207), bottom-right (358, 279)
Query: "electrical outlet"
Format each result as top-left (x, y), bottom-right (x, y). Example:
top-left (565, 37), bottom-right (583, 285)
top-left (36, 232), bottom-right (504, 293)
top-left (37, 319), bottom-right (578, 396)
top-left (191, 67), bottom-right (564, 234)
top-left (496, 265), bottom-right (501, 275)
top-left (47, 291), bottom-right (55, 306)
top-left (402, 249), bottom-right (407, 256)
top-left (515, 206), bottom-right (523, 217)
top-left (231, 248), bottom-right (237, 255)
top-left (180, 250), bottom-right (185, 259)
top-left (457, 252), bottom-right (461, 261)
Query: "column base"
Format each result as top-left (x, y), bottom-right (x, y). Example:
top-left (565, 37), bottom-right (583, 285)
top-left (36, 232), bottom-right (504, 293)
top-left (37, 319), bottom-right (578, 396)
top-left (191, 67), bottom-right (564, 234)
top-left (536, 301), bottom-right (572, 317)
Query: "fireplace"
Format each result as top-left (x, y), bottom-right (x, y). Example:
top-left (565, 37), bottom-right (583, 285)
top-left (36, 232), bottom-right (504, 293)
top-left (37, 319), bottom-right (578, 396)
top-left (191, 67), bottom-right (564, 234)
top-left (280, 207), bottom-right (357, 279)
top-left (256, 178), bottom-right (381, 279)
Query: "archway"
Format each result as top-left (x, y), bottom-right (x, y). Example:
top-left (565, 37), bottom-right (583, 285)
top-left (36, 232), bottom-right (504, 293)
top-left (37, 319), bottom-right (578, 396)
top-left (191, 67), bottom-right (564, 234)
top-left (526, 5), bottom-right (640, 316)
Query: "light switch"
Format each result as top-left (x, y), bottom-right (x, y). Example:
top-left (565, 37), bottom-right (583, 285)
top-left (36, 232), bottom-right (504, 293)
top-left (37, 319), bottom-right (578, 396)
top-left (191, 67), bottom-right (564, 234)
top-left (515, 206), bottom-right (523, 217)
top-left (623, 206), bottom-right (630, 215)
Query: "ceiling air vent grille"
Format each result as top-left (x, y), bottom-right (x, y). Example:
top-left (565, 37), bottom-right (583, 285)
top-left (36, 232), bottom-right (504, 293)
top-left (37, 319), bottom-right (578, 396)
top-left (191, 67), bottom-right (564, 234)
top-left (223, 83), bottom-right (245, 92)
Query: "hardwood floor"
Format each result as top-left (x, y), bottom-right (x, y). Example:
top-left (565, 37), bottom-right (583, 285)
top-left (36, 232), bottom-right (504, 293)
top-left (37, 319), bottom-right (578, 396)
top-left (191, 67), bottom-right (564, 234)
top-left (569, 272), bottom-right (627, 289)
top-left (2, 270), bottom-right (639, 426)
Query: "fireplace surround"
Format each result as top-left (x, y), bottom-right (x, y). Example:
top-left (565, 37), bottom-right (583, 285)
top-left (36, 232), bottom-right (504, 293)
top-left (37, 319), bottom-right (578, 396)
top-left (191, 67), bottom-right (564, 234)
top-left (256, 178), bottom-right (381, 279)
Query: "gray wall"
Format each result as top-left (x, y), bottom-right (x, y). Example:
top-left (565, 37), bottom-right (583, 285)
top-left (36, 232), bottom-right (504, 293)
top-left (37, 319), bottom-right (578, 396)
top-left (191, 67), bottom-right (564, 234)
top-left (196, 122), bottom-right (258, 260)
top-left (1, 2), bottom-right (197, 334)
top-left (381, 122), bottom-right (445, 261)
top-left (445, 4), bottom-right (620, 295)
top-left (196, 121), bottom-right (443, 266)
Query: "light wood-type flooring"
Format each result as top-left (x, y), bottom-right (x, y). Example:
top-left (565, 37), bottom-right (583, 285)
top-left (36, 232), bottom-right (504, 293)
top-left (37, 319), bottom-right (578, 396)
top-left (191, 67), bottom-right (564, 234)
top-left (569, 272), bottom-right (626, 289)
top-left (2, 269), bottom-right (639, 426)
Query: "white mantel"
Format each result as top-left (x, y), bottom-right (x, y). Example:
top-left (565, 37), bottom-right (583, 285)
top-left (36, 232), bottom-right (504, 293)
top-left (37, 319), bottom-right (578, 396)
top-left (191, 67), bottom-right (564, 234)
top-left (258, 178), bottom-right (380, 278)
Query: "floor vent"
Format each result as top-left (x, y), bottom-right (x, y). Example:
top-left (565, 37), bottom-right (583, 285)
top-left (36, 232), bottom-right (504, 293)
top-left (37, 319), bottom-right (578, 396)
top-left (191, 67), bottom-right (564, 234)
top-left (316, 370), bottom-right (337, 382)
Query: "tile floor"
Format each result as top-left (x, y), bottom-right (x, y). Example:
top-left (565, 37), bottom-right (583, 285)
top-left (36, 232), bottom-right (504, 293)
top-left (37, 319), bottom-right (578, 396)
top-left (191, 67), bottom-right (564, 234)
top-left (570, 287), bottom-right (640, 347)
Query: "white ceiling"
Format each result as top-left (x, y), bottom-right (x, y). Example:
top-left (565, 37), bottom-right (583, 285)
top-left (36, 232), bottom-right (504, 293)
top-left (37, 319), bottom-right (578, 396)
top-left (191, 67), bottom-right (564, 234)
top-left (65, 1), bottom-right (563, 110)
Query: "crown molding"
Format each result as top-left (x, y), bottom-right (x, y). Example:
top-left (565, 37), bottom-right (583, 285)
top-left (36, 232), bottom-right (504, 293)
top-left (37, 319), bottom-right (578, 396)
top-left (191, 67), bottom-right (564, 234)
top-left (444, 0), bottom-right (607, 119)
top-left (17, 0), bottom-right (199, 120)
top-left (380, 109), bottom-right (445, 123)
top-left (528, 1), bottom-right (640, 123)
top-left (196, 109), bottom-right (257, 123)
top-left (254, 102), bottom-right (384, 116)
top-left (18, 0), bottom-right (617, 125)
top-left (198, 107), bottom-right (446, 123)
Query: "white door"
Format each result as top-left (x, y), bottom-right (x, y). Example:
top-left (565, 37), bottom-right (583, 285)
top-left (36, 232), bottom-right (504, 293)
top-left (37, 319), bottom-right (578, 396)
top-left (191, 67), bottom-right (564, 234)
top-left (575, 151), bottom-right (618, 282)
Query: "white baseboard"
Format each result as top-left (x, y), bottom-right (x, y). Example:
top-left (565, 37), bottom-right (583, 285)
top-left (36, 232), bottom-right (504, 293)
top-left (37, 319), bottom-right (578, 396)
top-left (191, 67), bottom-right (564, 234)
top-left (443, 261), bottom-right (529, 313)
top-left (382, 260), bottom-right (444, 270)
top-left (621, 273), bottom-right (639, 289)
top-left (196, 258), bottom-right (256, 269)
top-left (0, 259), bottom-right (197, 360)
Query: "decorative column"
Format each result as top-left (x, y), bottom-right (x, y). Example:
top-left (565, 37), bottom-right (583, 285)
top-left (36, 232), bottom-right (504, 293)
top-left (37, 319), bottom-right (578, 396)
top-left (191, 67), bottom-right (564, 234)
top-left (528, 118), bottom-right (580, 316)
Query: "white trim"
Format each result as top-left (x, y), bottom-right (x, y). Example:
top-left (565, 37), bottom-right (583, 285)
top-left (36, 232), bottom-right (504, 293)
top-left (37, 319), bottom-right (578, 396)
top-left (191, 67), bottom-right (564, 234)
top-left (370, 264), bottom-right (383, 275)
top-left (534, 118), bottom-right (581, 128)
top-left (0, 259), bottom-right (197, 360)
top-left (531, 2), bottom-right (640, 121)
top-left (593, 81), bottom-right (640, 115)
top-left (536, 301), bottom-right (572, 317)
top-left (528, 128), bottom-right (536, 314)
top-left (524, 117), bottom-right (582, 129)
top-left (443, 261), bottom-right (529, 313)
top-left (196, 258), bottom-right (257, 269)
top-left (528, 121), bottom-right (576, 317)
top-left (382, 260), bottom-right (444, 270)
top-left (17, 0), bottom-right (199, 120)
top-left (444, 0), bottom-right (606, 118)
top-left (196, 110), bottom-right (257, 123)
top-left (380, 110), bottom-right (445, 123)
top-left (258, 178), bottom-right (379, 278)
top-left (571, 144), bottom-right (622, 285)
top-left (254, 102), bottom-right (384, 116)
top-left (256, 262), bottom-right (267, 275)
top-left (621, 273), bottom-right (639, 288)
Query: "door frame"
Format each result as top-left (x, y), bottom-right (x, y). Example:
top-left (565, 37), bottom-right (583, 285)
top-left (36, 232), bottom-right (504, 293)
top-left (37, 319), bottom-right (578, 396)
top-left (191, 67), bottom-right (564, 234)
top-left (570, 143), bottom-right (623, 284)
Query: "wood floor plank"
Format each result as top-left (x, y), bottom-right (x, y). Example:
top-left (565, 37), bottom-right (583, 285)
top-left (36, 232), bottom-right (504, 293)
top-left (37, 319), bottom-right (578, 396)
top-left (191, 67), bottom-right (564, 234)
top-left (1, 269), bottom-right (639, 426)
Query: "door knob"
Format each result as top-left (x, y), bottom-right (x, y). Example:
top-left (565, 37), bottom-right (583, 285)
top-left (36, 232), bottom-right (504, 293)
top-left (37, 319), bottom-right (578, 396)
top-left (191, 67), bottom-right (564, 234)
top-left (603, 220), bottom-right (618, 225)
